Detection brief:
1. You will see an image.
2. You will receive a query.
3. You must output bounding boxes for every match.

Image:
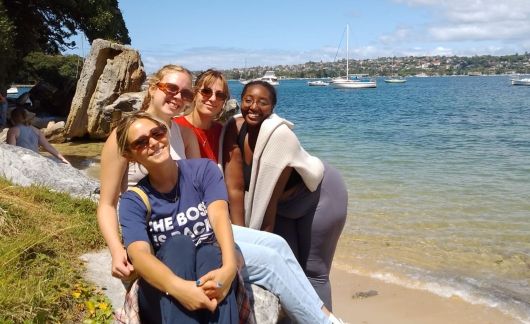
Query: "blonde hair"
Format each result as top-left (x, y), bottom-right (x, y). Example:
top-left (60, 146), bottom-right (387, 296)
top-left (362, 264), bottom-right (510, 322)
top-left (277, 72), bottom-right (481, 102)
top-left (141, 64), bottom-right (193, 111)
top-left (115, 111), bottom-right (164, 156)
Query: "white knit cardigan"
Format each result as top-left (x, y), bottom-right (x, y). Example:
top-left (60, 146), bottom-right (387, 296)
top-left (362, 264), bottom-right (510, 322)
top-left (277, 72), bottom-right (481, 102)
top-left (220, 113), bottom-right (324, 229)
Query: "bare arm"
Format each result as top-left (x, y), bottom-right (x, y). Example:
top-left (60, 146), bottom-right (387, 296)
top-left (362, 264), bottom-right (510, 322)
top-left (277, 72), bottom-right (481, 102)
top-left (97, 129), bottom-right (134, 280)
top-left (222, 118), bottom-right (246, 226)
top-left (6, 127), bottom-right (18, 145)
top-left (36, 128), bottom-right (70, 164)
top-left (179, 125), bottom-right (201, 158)
top-left (197, 200), bottom-right (237, 302)
top-left (127, 241), bottom-right (216, 312)
top-left (261, 166), bottom-right (293, 232)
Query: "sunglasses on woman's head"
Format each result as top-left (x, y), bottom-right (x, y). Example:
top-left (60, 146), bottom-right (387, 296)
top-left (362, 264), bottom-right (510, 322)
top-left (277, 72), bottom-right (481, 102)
top-left (156, 82), bottom-right (194, 102)
top-left (129, 124), bottom-right (168, 151)
top-left (200, 87), bottom-right (228, 101)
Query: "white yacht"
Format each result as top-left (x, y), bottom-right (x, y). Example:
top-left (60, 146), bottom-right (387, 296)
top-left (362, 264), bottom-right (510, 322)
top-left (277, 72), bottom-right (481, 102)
top-left (257, 71), bottom-right (279, 86)
top-left (307, 80), bottom-right (329, 86)
top-left (511, 78), bottom-right (530, 86)
top-left (331, 25), bottom-right (376, 89)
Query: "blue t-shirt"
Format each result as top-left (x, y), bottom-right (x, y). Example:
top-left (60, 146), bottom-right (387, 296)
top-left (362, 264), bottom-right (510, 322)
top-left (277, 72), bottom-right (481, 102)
top-left (119, 159), bottom-right (228, 252)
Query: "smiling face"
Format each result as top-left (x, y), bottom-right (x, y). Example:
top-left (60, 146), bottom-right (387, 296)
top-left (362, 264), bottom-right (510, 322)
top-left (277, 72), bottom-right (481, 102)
top-left (240, 83), bottom-right (274, 126)
top-left (125, 118), bottom-right (171, 167)
top-left (148, 71), bottom-right (193, 120)
top-left (195, 78), bottom-right (227, 119)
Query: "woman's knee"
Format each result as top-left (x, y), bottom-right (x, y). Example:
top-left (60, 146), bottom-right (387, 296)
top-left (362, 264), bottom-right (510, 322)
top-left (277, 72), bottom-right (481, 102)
top-left (156, 235), bottom-right (196, 265)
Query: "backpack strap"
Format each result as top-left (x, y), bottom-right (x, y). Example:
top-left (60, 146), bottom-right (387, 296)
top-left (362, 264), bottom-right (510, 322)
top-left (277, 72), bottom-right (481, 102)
top-left (127, 187), bottom-right (152, 222)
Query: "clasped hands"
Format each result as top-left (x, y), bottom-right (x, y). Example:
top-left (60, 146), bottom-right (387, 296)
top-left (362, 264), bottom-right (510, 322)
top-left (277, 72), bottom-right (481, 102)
top-left (177, 265), bottom-right (237, 312)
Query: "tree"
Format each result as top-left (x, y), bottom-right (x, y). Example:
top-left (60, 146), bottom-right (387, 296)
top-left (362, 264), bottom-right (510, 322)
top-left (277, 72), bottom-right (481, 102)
top-left (0, 0), bottom-right (130, 90)
top-left (0, 1), bottom-right (16, 92)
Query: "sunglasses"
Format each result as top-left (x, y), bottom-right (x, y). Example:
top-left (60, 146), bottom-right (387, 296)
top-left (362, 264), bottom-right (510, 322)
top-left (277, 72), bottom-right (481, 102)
top-left (129, 124), bottom-right (168, 151)
top-left (200, 87), bottom-right (228, 101)
top-left (156, 83), bottom-right (194, 102)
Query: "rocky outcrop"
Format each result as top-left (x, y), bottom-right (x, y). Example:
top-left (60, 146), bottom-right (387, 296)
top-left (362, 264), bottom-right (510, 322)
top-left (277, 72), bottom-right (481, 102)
top-left (64, 39), bottom-right (145, 140)
top-left (0, 144), bottom-right (99, 200)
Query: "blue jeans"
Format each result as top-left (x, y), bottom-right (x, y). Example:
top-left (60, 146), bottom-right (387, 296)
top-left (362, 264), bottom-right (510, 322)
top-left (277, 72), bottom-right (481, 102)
top-left (232, 225), bottom-right (330, 324)
top-left (138, 235), bottom-right (238, 323)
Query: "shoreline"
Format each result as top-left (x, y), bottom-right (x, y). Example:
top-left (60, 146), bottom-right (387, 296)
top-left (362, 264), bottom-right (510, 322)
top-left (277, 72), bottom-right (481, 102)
top-left (330, 265), bottom-right (521, 324)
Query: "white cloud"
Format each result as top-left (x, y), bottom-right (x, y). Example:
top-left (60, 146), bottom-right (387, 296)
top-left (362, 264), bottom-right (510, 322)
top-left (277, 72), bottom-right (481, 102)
top-left (393, 0), bottom-right (530, 42)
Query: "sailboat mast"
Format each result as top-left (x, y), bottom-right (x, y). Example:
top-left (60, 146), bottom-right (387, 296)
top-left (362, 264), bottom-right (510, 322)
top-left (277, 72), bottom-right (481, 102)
top-left (346, 24), bottom-right (349, 79)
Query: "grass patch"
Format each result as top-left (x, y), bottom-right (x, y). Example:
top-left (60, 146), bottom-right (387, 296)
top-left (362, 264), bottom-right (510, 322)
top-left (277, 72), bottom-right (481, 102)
top-left (0, 178), bottom-right (112, 323)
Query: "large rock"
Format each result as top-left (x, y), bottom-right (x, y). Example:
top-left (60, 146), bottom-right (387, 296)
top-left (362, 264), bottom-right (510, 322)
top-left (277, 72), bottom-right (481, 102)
top-left (65, 39), bottom-right (145, 140)
top-left (0, 144), bottom-right (99, 200)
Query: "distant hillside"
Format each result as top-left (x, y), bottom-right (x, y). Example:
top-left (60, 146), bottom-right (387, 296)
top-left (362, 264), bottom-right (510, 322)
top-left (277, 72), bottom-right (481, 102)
top-left (214, 53), bottom-right (530, 79)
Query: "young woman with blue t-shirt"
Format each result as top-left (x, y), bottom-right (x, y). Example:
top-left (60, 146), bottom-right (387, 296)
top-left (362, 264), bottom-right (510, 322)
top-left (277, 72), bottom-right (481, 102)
top-left (116, 112), bottom-right (238, 322)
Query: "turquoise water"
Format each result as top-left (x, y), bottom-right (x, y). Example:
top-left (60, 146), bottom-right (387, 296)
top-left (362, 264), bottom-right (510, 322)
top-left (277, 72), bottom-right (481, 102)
top-left (229, 76), bottom-right (530, 322)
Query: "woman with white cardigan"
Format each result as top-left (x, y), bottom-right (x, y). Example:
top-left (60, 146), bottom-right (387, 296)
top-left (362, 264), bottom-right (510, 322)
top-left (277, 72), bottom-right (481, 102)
top-left (222, 80), bottom-right (348, 310)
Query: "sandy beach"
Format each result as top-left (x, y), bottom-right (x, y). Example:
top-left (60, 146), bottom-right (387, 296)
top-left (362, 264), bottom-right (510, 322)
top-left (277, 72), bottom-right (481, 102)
top-left (330, 265), bottom-right (520, 324)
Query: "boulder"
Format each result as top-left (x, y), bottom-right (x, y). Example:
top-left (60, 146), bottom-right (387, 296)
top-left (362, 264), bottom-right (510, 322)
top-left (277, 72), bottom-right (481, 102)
top-left (42, 121), bottom-right (67, 143)
top-left (29, 80), bottom-right (76, 117)
top-left (65, 39), bottom-right (146, 140)
top-left (0, 144), bottom-right (99, 200)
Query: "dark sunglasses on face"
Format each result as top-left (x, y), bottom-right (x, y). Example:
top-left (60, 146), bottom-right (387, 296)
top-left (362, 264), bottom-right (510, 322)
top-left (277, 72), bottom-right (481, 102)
top-left (156, 82), bottom-right (194, 102)
top-left (200, 87), bottom-right (228, 101)
top-left (129, 124), bottom-right (168, 151)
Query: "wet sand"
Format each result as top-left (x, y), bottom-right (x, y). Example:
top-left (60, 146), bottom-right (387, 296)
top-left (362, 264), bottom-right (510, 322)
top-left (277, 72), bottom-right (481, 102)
top-left (330, 265), bottom-right (520, 324)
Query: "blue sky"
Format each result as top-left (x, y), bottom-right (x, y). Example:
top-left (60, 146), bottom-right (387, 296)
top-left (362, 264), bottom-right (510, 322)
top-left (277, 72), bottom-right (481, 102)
top-left (72, 0), bottom-right (530, 72)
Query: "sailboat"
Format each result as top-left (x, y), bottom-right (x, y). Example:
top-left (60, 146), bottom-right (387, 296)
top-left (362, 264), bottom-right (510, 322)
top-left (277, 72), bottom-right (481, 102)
top-left (384, 57), bottom-right (406, 83)
top-left (331, 24), bottom-right (376, 89)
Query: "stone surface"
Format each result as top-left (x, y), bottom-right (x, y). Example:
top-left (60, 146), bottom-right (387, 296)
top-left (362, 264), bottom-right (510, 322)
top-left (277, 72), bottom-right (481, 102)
top-left (248, 284), bottom-right (282, 323)
top-left (42, 121), bottom-right (67, 143)
top-left (102, 91), bottom-right (146, 130)
top-left (64, 39), bottom-right (145, 139)
top-left (0, 144), bottom-right (99, 200)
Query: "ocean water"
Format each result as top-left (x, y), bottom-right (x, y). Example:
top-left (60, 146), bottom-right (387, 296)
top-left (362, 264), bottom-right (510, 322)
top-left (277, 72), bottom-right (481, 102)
top-left (229, 76), bottom-right (530, 323)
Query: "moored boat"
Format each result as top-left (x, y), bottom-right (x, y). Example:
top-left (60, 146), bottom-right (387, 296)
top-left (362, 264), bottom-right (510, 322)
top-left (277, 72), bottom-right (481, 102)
top-left (258, 71), bottom-right (279, 86)
top-left (511, 78), bottom-right (530, 86)
top-left (384, 78), bottom-right (407, 83)
top-left (331, 25), bottom-right (376, 89)
top-left (307, 80), bottom-right (329, 86)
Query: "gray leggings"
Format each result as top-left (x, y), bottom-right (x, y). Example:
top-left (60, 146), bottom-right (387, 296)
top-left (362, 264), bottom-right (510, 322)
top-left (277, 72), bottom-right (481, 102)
top-left (274, 163), bottom-right (347, 310)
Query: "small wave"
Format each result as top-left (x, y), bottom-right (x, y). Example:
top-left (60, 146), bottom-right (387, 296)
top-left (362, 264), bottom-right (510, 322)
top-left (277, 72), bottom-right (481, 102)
top-left (347, 268), bottom-right (530, 324)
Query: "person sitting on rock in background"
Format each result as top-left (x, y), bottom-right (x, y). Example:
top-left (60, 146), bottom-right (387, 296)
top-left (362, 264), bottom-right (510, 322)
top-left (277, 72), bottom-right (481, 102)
top-left (6, 107), bottom-right (70, 164)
